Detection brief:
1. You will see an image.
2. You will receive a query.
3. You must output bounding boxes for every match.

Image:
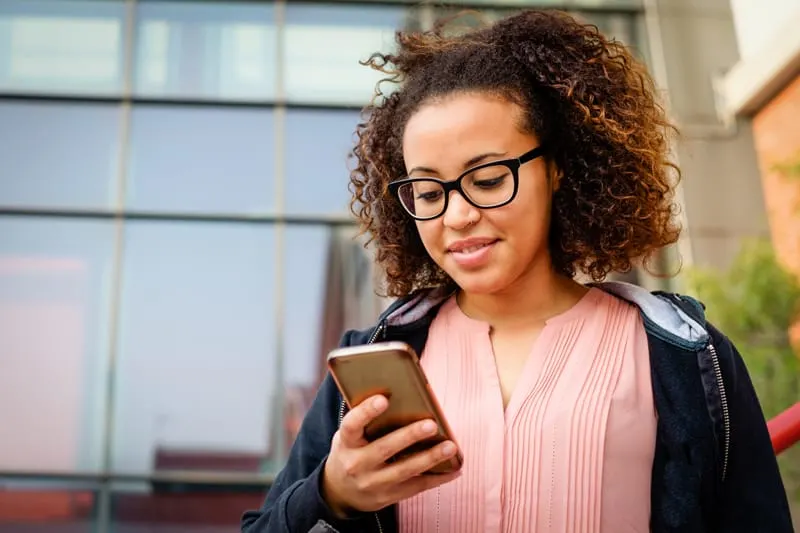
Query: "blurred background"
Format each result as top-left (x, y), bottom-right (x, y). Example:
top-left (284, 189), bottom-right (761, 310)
top-left (0, 0), bottom-right (798, 531)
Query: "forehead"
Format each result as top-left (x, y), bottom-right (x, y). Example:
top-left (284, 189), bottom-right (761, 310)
top-left (402, 93), bottom-right (525, 157)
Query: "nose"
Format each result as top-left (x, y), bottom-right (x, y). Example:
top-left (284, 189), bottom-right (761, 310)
top-left (442, 190), bottom-right (480, 230)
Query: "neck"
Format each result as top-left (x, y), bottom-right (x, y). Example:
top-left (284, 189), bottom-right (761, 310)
top-left (457, 259), bottom-right (588, 329)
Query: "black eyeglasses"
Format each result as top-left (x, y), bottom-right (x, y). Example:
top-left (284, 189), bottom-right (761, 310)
top-left (388, 146), bottom-right (545, 221)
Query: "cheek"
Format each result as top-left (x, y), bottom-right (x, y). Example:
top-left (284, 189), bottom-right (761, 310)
top-left (415, 221), bottom-right (444, 256)
top-left (494, 187), bottom-right (551, 238)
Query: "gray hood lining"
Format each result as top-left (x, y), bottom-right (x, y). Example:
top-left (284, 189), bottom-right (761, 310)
top-left (382, 281), bottom-right (708, 346)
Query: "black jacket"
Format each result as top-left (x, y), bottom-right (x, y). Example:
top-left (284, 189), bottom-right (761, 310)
top-left (241, 282), bottom-right (794, 533)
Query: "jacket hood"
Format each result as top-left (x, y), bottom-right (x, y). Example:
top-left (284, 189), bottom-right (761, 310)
top-left (378, 281), bottom-right (709, 352)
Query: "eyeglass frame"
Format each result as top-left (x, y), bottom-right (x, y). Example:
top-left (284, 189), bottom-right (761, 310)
top-left (387, 145), bottom-right (546, 221)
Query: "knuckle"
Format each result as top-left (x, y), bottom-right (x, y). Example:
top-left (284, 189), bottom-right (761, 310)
top-left (374, 442), bottom-right (394, 461)
top-left (431, 446), bottom-right (445, 460)
top-left (341, 415), bottom-right (359, 432)
top-left (350, 404), bottom-right (366, 419)
top-left (341, 457), bottom-right (359, 477)
top-left (344, 407), bottom-right (362, 423)
top-left (353, 477), bottom-right (371, 493)
top-left (401, 427), bottom-right (422, 446)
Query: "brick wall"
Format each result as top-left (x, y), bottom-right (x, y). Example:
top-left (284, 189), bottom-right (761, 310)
top-left (753, 75), bottom-right (800, 273)
top-left (752, 74), bottom-right (800, 341)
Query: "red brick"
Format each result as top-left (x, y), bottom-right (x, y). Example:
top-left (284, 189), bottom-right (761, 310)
top-left (752, 74), bottom-right (800, 342)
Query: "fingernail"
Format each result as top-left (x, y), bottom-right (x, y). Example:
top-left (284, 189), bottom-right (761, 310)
top-left (421, 420), bottom-right (437, 434)
top-left (441, 442), bottom-right (456, 456)
top-left (372, 396), bottom-right (387, 410)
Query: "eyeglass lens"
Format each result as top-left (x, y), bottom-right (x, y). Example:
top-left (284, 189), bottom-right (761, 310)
top-left (396, 163), bottom-right (515, 218)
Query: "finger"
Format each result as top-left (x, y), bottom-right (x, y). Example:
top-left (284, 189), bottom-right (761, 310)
top-left (368, 440), bottom-right (460, 487)
top-left (338, 395), bottom-right (388, 446)
top-left (366, 419), bottom-right (440, 464)
top-left (394, 468), bottom-right (462, 501)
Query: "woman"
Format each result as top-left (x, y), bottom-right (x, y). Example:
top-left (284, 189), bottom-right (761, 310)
top-left (242, 10), bottom-right (793, 533)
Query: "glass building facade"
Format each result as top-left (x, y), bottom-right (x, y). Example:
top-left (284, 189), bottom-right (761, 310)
top-left (0, 0), bottom-right (643, 531)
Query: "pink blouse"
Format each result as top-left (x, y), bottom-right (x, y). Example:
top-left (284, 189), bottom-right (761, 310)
top-left (398, 288), bottom-right (656, 532)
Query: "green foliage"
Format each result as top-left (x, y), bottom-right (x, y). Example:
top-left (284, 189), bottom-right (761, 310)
top-left (685, 239), bottom-right (800, 505)
top-left (773, 152), bottom-right (800, 218)
top-left (774, 151), bottom-right (800, 181)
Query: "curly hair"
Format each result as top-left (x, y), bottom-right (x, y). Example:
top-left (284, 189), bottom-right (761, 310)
top-left (349, 9), bottom-right (681, 297)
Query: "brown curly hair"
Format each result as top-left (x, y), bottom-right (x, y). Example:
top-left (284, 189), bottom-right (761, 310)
top-left (349, 9), bottom-right (681, 297)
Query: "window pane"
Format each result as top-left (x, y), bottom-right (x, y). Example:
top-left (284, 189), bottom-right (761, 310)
top-left (112, 221), bottom-right (277, 474)
top-left (428, 8), bottom-right (640, 50)
top-left (284, 4), bottom-right (406, 105)
top-left (285, 109), bottom-right (359, 215)
top-left (0, 0), bottom-right (124, 95)
top-left (0, 480), bottom-right (98, 533)
top-left (126, 106), bottom-right (275, 214)
top-left (282, 225), bottom-right (384, 447)
top-left (135, 2), bottom-right (276, 101)
top-left (0, 218), bottom-right (115, 472)
top-left (0, 101), bottom-right (120, 209)
top-left (579, 12), bottom-right (637, 46)
top-left (110, 484), bottom-right (265, 533)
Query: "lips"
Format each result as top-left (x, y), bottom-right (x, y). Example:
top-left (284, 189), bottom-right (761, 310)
top-left (446, 237), bottom-right (499, 269)
top-left (447, 237), bottom-right (498, 253)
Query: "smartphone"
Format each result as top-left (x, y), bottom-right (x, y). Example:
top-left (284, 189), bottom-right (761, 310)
top-left (327, 341), bottom-right (463, 475)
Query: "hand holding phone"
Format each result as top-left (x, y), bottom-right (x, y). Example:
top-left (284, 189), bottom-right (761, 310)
top-left (321, 394), bottom-right (461, 517)
top-left (321, 341), bottom-right (464, 517)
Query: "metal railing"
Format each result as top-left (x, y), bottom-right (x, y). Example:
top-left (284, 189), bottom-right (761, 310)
top-left (769, 401), bottom-right (800, 455)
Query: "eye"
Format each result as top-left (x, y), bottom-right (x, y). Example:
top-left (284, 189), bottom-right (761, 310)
top-left (473, 174), bottom-right (508, 189)
top-left (416, 190), bottom-right (443, 202)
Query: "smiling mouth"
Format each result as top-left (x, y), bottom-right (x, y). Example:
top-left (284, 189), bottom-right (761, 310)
top-left (451, 242), bottom-right (495, 254)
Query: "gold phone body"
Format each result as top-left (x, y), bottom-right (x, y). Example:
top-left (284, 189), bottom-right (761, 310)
top-left (327, 341), bottom-right (463, 475)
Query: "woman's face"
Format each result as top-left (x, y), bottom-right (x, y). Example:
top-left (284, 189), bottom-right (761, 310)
top-left (401, 92), bottom-right (554, 295)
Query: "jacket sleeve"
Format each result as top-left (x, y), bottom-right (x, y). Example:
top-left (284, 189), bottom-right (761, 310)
top-left (240, 330), bottom-right (376, 533)
top-left (711, 327), bottom-right (795, 532)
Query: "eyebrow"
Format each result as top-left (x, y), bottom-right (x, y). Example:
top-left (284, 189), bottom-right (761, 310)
top-left (408, 151), bottom-right (508, 175)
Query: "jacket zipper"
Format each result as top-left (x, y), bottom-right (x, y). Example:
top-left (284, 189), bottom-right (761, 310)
top-left (708, 342), bottom-right (730, 482)
top-left (336, 321), bottom-right (386, 533)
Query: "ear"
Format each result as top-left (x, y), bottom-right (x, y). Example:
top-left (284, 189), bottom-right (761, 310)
top-left (547, 160), bottom-right (563, 193)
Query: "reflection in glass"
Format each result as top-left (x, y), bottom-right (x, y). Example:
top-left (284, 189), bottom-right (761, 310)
top-left (135, 2), bottom-right (276, 100)
top-left (284, 4), bottom-right (406, 105)
top-left (0, 0), bottom-right (124, 94)
top-left (0, 481), bottom-right (98, 533)
top-left (0, 101), bottom-right (120, 209)
top-left (580, 11), bottom-right (636, 46)
top-left (110, 486), bottom-right (264, 533)
top-left (126, 106), bottom-right (275, 214)
top-left (113, 222), bottom-right (277, 474)
top-left (430, 8), bottom-right (638, 49)
top-left (282, 225), bottom-right (384, 448)
top-left (0, 218), bottom-right (115, 472)
top-left (285, 109), bottom-right (359, 215)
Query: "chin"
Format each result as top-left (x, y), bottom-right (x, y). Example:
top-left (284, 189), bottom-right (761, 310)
top-left (448, 270), bottom-right (512, 295)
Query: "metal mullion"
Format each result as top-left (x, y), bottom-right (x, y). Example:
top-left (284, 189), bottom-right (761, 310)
top-left (0, 208), bottom-right (359, 226)
top-left (270, 0), bottom-right (289, 473)
top-left (0, 92), bottom-right (363, 111)
top-left (0, 469), bottom-right (274, 487)
top-left (96, 0), bottom-right (138, 529)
